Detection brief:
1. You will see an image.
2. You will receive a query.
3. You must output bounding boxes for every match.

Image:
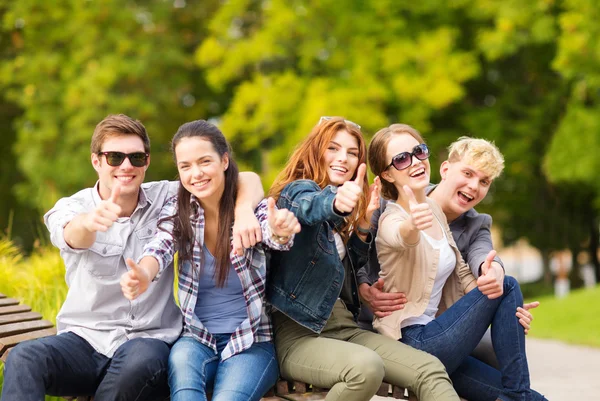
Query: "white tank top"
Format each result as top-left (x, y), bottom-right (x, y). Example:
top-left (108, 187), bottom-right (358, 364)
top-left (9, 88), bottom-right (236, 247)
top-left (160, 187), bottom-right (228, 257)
top-left (401, 222), bottom-right (456, 328)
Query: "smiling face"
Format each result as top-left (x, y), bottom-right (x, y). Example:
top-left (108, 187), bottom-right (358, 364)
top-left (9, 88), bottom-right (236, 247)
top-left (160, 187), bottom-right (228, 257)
top-left (322, 129), bottom-right (360, 186)
top-left (92, 134), bottom-right (149, 202)
top-left (380, 133), bottom-right (430, 199)
top-left (174, 136), bottom-right (228, 208)
top-left (435, 159), bottom-right (492, 221)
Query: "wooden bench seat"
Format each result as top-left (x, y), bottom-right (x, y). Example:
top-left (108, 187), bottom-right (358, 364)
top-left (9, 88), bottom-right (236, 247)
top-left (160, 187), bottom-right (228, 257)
top-left (0, 293), bottom-right (56, 363)
top-left (0, 293), bottom-right (416, 400)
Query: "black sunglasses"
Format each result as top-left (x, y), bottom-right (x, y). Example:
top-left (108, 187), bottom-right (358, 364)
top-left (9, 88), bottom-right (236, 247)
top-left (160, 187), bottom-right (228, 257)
top-left (318, 116), bottom-right (361, 130)
top-left (98, 151), bottom-right (149, 167)
top-left (387, 144), bottom-right (429, 171)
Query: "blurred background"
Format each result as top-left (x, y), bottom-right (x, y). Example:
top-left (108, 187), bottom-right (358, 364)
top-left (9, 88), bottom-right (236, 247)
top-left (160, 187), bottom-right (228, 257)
top-left (0, 1), bottom-right (599, 392)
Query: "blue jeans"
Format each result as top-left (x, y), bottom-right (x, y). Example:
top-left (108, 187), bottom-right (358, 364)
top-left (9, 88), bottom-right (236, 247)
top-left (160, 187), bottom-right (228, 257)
top-left (400, 276), bottom-right (547, 401)
top-left (1, 331), bottom-right (170, 401)
top-left (168, 335), bottom-right (279, 401)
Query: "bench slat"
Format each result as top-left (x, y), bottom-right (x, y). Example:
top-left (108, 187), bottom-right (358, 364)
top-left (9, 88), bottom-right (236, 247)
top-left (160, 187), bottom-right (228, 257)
top-left (0, 311), bottom-right (42, 326)
top-left (0, 319), bottom-right (54, 338)
top-left (0, 305), bottom-right (32, 316)
top-left (276, 394), bottom-right (326, 401)
top-left (0, 293), bottom-right (6, 298)
top-left (0, 327), bottom-right (57, 361)
top-left (0, 298), bottom-right (20, 307)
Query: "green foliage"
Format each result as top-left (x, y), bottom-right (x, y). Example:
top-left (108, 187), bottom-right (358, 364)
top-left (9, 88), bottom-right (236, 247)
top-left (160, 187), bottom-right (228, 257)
top-left (0, 0), bottom-right (220, 212)
top-left (526, 285), bottom-right (600, 348)
top-left (0, 0), bottom-right (600, 281)
top-left (0, 237), bottom-right (66, 400)
top-left (197, 0), bottom-right (480, 179)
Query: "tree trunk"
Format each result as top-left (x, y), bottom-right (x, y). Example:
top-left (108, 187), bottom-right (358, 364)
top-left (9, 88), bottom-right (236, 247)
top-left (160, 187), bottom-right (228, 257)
top-left (541, 248), bottom-right (552, 285)
top-left (569, 246), bottom-right (584, 289)
top-left (590, 216), bottom-right (600, 284)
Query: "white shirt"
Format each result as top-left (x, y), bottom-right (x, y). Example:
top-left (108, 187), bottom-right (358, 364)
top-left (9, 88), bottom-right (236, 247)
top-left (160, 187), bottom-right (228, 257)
top-left (401, 222), bottom-right (456, 328)
top-left (44, 180), bottom-right (183, 357)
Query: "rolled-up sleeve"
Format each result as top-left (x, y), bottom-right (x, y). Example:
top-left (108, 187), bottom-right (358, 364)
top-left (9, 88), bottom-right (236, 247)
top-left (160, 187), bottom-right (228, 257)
top-left (141, 196), bottom-right (178, 280)
top-left (44, 197), bottom-right (89, 253)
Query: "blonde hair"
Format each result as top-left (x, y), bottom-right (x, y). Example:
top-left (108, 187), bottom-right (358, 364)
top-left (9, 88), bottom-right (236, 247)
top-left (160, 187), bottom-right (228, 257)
top-left (447, 137), bottom-right (504, 180)
top-left (368, 124), bottom-right (425, 200)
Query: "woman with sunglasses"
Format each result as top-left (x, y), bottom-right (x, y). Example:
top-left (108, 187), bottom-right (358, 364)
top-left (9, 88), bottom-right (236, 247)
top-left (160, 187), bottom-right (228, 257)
top-left (267, 117), bottom-right (460, 401)
top-left (368, 124), bottom-right (547, 401)
top-left (119, 120), bottom-right (301, 401)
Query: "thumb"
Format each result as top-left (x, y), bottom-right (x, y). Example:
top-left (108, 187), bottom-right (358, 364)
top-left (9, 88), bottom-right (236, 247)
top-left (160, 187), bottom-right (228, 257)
top-left (481, 250), bottom-right (496, 275)
top-left (267, 197), bottom-right (276, 218)
top-left (126, 258), bottom-right (143, 278)
top-left (403, 185), bottom-right (418, 206)
top-left (353, 163), bottom-right (367, 186)
top-left (373, 278), bottom-right (385, 291)
top-left (110, 182), bottom-right (121, 204)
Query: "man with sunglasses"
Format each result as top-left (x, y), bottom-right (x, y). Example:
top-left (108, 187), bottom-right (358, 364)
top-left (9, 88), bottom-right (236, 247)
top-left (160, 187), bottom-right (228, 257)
top-left (358, 136), bottom-right (537, 367)
top-left (2, 114), bottom-right (265, 401)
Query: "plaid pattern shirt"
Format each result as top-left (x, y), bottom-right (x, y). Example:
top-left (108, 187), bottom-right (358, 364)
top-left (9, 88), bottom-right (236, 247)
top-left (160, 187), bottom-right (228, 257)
top-left (142, 195), bottom-right (293, 360)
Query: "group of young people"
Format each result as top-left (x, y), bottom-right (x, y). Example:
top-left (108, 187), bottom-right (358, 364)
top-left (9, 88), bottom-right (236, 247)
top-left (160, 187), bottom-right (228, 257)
top-left (1, 114), bottom-right (547, 401)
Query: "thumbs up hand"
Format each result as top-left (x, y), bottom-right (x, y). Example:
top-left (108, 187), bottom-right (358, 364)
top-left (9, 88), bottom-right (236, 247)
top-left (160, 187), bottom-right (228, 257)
top-left (403, 185), bottom-right (433, 231)
top-left (120, 257), bottom-right (153, 300)
top-left (82, 183), bottom-right (122, 233)
top-left (477, 250), bottom-right (505, 299)
top-left (365, 176), bottom-right (381, 223)
top-left (334, 163), bottom-right (366, 214)
top-left (267, 197), bottom-right (301, 241)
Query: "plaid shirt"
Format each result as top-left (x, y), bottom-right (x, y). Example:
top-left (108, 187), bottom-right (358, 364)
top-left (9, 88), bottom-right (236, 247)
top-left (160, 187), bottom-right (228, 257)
top-left (143, 195), bottom-right (292, 360)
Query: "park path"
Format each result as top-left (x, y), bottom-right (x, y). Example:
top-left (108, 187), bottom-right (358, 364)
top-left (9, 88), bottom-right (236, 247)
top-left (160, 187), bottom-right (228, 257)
top-left (371, 337), bottom-right (600, 401)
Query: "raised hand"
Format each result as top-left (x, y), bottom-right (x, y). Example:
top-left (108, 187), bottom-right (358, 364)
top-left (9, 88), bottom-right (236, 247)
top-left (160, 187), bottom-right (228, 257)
top-left (477, 250), bottom-right (504, 299)
top-left (120, 258), bottom-right (152, 300)
top-left (365, 176), bottom-right (381, 223)
top-left (83, 183), bottom-right (122, 233)
top-left (267, 197), bottom-right (301, 239)
top-left (232, 208), bottom-right (262, 256)
top-left (334, 163), bottom-right (367, 214)
top-left (403, 185), bottom-right (433, 231)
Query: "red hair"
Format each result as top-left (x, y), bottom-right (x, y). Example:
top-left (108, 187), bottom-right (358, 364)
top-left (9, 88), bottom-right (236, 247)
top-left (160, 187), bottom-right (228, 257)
top-left (269, 117), bottom-right (369, 238)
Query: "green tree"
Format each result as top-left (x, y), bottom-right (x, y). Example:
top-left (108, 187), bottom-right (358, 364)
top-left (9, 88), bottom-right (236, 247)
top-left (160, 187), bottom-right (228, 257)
top-left (0, 0), bottom-right (220, 214)
top-left (196, 0), bottom-right (480, 183)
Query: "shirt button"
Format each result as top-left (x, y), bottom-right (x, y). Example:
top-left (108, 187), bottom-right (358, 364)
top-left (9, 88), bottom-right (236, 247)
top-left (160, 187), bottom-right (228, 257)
top-left (102, 248), bottom-right (107, 255)
top-left (131, 315), bottom-right (135, 320)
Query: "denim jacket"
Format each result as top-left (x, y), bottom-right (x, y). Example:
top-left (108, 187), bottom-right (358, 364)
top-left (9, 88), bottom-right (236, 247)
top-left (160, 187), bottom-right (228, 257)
top-left (266, 180), bottom-right (371, 333)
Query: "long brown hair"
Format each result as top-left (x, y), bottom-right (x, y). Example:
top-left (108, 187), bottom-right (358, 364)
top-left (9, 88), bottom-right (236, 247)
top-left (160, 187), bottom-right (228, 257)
top-left (269, 117), bottom-right (368, 238)
top-left (166, 120), bottom-right (239, 287)
top-left (368, 123), bottom-right (425, 200)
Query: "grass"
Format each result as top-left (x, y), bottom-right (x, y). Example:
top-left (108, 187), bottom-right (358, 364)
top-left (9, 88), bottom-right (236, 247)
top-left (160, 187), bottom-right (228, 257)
top-left (526, 285), bottom-right (600, 348)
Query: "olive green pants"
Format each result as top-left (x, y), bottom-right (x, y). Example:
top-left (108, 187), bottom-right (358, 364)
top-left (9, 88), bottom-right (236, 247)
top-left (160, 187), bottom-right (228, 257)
top-left (273, 301), bottom-right (459, 401)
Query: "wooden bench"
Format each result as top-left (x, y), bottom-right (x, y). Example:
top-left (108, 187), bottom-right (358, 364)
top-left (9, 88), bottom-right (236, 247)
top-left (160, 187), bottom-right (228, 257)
top-left (274, 380), bottom-right (416, 400)
top-left (0, 293), bottom-right (415, 400)
top-left (0, 293), bottom-right (56, 363)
